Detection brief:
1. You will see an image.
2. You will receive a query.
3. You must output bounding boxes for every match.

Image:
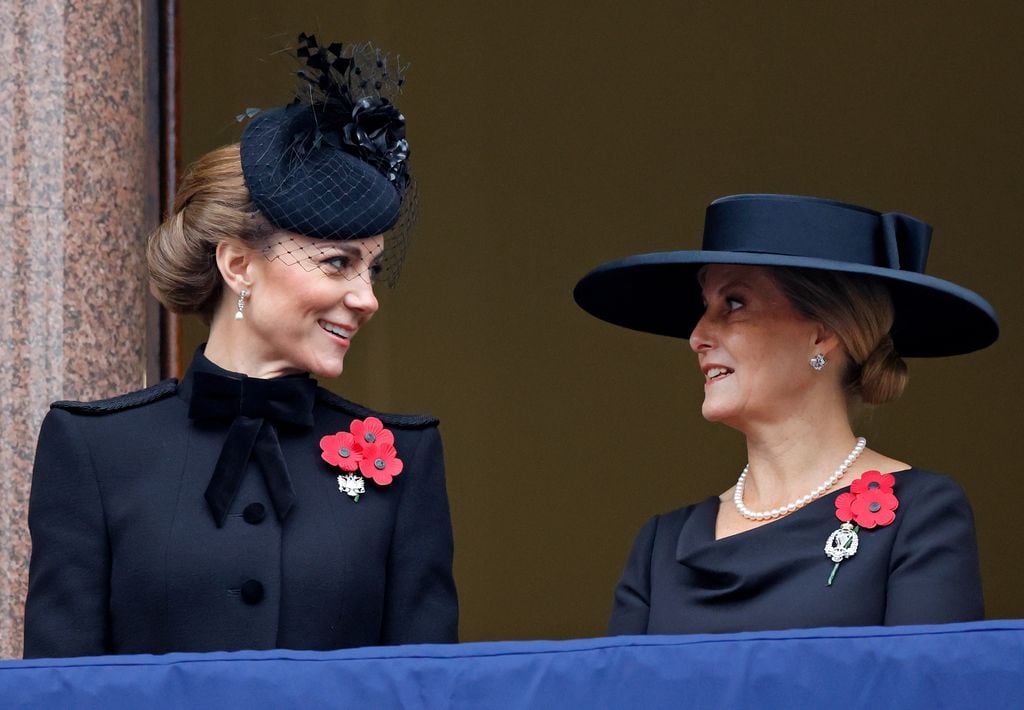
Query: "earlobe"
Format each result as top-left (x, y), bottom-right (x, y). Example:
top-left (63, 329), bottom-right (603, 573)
top-left (812, 324), bottom-right (841, 359)
top-left (809, 326), bottom-right (845, 372)
top-left (215, 240), bottom-right (256, 294)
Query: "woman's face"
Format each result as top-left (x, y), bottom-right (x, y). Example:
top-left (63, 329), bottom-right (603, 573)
top-left (689, 265), bottom-right (826, 430)
top-left (242, 234), bottom-right (383, 378)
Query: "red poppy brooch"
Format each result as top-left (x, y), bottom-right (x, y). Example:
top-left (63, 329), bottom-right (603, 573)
top-left (319, 417), bottom-right (404, 502)
top-left (825, 470), bottom-right (899, 586)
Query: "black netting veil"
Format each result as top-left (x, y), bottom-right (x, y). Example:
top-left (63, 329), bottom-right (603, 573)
top-left (239, 33), bottom-right (415, 287)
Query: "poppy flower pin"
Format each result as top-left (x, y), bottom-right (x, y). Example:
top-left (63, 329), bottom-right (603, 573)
top-left (320, 416), bottom-right (404, 502)
top-left (825, 470), bottom-right (899, 585)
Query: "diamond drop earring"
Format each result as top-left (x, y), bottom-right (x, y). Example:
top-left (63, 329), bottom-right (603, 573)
top-left (234, 289), bottom-right (250, 320)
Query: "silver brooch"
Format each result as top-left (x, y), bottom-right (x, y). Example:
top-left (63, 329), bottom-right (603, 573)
top-left (825, 522), bottom-right (859, 562)
top-left (337, 474), bottom-right (366, 502)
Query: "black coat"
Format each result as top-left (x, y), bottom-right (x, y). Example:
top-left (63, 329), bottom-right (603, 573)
top-left (23, 352), bottom-right (458, 658)
top-left (609, 469), bottom-right (982, 635)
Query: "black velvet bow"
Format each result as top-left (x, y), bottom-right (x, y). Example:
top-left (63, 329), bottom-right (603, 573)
top-left (189, 371), bottom-right (317, 528)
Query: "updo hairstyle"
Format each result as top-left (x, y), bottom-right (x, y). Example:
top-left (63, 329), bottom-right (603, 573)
top-left (770, 267), bottom-right (908, 405)
top-left (147, 144), bottom-right (274, 323)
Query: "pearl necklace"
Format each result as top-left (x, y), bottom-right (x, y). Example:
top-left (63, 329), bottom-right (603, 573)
top-left (733, 437), bottom-right (867, 521)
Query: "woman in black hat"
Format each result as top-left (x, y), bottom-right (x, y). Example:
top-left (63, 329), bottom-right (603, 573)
top-left (23, 36), bottom-right (457, 657)
top-left (575, 194), bottom-right (998, 634)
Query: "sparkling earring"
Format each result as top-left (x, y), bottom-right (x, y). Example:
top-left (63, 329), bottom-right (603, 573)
top-left (235, 289), bottom-right (250, 320)
top-left (809, 353), bottom-right (827, 371)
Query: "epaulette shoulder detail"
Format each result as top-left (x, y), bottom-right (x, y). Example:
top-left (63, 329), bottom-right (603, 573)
top-left (317, 388), bottom-right (439, 429)
top-left (51, 379), bottom-right (179, 414)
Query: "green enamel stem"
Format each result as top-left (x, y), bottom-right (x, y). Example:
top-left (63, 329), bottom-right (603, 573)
top-left (354, 495), bottom-right (360, 503)
top-left (826, 524), bottom-right (861, 587)
top-left (827, 562), bottom-right (840, 586)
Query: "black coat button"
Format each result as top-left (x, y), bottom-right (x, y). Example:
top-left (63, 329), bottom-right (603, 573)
top-left (241, 579), bottom-right (264, 605)
top-left (243, 503), bottom-right (266, 525)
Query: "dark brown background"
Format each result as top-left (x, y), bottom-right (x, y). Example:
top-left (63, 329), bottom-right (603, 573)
top-left (180, 0), bottom-right (1023, 640)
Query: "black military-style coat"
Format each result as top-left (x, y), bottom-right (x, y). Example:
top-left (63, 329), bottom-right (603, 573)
top-left (23, 352), bottom-right (458, 658)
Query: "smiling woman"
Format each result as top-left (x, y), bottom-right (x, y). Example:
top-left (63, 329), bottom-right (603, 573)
top-left (205, 230), bottom-right (384, 378)
top-left (574, 193), bottom-right (999, 635)
top-left (22, 34), bottom-right (457, 658)
top-left (691, 264), bottom-right (905, 427)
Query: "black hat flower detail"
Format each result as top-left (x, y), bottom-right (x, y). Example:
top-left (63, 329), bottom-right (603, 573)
top-left (343, 96), bottom-right (410, 190)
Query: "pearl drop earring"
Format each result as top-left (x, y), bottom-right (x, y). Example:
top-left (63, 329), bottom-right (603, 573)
top-left (235, 289), bottom-right (250, 320)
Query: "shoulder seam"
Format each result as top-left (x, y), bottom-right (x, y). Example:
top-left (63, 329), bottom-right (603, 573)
top-left (51, 379), bottom-right (179, 414)
top-left (316, 388), bottom-right (439, 428)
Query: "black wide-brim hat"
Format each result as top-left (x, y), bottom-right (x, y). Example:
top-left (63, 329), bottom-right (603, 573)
top-left (241, 104), bottom-right (402, 239)
top-left (574, 194), bottom-right (998, 357)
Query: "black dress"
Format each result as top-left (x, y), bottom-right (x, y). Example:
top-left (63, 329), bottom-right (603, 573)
top-left (23, 349), bottom-right (458, 657)
top-left (609, 469), bottom-right (982, 635)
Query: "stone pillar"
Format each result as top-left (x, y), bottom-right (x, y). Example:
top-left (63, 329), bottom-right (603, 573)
top-left (0, 0), bottom-right (161, 658)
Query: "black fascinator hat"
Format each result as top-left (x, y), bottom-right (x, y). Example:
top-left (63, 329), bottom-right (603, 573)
top-left (574, 194), bottom-right (998, 357)
top-left (240, 33), bottom-right (414, 283)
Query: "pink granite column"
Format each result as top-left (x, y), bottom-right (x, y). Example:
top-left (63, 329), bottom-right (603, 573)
top-left (0, 0), bottom-right (161, 658)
